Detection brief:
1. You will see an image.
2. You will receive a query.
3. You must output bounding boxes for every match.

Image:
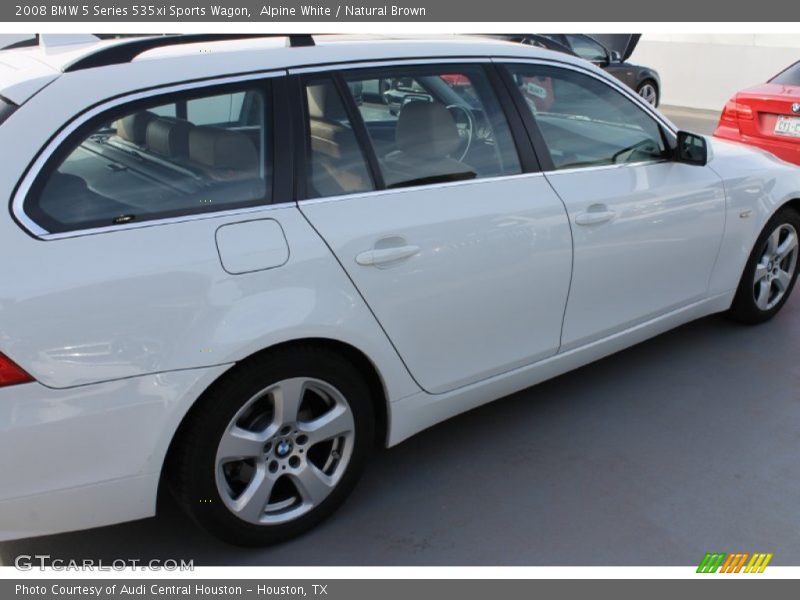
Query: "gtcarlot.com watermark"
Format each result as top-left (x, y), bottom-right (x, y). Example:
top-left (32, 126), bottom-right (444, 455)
top-left (14, 554), bottom-right (194, 571)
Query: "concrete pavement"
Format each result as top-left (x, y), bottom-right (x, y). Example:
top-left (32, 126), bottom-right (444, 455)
top-left (659, 105), bottom-right (720, 135)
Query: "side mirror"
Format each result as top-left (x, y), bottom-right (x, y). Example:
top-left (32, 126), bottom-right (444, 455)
top-left (610, 50), bottom-right (622, 63)
top-left (676, 131), bottom-right (708, 166)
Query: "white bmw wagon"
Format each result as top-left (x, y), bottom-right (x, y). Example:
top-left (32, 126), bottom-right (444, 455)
top-left (1, 34), bottom-right (799, 546)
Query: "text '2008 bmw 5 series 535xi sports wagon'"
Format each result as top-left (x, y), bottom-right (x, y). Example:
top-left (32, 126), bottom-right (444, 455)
top-left (1, 34), bottom-right (799, 546)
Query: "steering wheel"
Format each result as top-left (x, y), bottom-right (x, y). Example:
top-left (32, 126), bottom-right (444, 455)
top-left (611, 138), bottom-right (660, 164)
top-left (445, 104), bottom-right (475, 162)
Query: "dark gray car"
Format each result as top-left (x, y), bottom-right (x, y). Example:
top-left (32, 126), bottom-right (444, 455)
top-left (542, 34), bottom-right (661, 107)
top-left (491, 34), bottom-right (661, 107)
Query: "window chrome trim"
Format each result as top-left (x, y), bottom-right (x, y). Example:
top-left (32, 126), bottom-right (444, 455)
top-left (298, 171), bottom-right (545, 207)
top-left (38, 202), bottom-right (296, 240)
top-left (12, 69), bottom-right (286, 240)
top-left (493, 57), bottom-right (678, 142)
top-left (288, 56), bottom-right (493, 75)
top-left (543, 158), bottom-right (673, 176)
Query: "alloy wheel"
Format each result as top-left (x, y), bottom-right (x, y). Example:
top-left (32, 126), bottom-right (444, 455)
top-left (638, 83), bottom-right (658, 106)
top-left (753, 222), bottom-right (799, 311)
top-left (214, 377), bottom-right (355, 525)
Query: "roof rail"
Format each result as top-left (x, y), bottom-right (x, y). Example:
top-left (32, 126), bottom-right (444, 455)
top-left (40, 34), bottom-right (101, 48)
top-left (63, 34), bottom-right (315, 73)
top-left (2, 35), bottom-right (38, 50)
top-left (0, 34), bottom-right (175, 52)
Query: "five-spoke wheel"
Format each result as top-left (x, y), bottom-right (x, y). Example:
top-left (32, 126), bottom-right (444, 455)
top-left (730, 207), bottom-right (800, 323)
top-left (215, 377), bottom-right (355, 525)
top-left (169, 346), bottom-right (373, 546)
top-left (752, 223), bottom-right (798, 311)
top-left (637, 80), bottom-right (659, 107)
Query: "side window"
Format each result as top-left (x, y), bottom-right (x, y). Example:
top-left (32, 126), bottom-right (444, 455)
top-left (342, 65), bottom-right (521, 189)
top-left (564, 35), bottom-right (608, 63)
top-left (28, 84), bottom-right (271, 233)
top-left (507, 64), bottom-right (668, 170)
top-left (303, 78), bottom-right (375, 199)
top-left (187, 92), bottom-right (247, 125)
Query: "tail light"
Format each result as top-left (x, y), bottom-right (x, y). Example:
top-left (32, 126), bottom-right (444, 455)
top-left (0, 352), bottom-right (34, 387)
top-left (721, 98), bottom-right (754, 123)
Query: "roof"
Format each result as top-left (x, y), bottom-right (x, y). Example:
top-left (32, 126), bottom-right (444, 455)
top-left (0, 34), bottom-right (591, 105)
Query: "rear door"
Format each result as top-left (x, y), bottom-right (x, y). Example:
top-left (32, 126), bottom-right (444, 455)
top-left (295, 63), bottom-right (573, 394)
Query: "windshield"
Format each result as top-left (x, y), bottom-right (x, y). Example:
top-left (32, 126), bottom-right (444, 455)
top-left (770, 62), bottom-right (800, 86)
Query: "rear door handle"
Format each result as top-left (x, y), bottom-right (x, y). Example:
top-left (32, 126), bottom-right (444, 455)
top-left (575, 205), bottom-right (616, 226)
top-left (356, 244), bottom-right (420, 266)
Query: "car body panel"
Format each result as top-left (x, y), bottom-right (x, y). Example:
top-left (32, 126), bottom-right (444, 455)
top-left (300, 174), bottom-right (573, 394)
top-left (546, 160), bottom-right (726, 350)
top-left (0, 51), bottom-right (59, 104)
top-left (0, 365), bottom-right (229, 541)
top-left (705, 137), bottom-right (800, 295)
top-left (0, 203), bottom-right (420, 400)
top-left (388, 290), bottom-right (733, 446)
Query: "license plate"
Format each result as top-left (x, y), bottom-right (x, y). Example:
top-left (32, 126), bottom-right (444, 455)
top-left (774, 115), bottom-right (800, 137)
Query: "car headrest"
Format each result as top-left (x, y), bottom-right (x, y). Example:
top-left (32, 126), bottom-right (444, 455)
top-left (145, 117), bottom-right (190, 158)
top-left (395, 101), bottom-right (460, 159)
top-left (306, 82), bottom-right (348, 122)
top-left (189, 126), bottom-right (258, 172)
top-left (114, 111), bottom-right (155, 145)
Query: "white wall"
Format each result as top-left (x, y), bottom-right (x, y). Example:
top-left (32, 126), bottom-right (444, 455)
top-left (3, 33), bottom-right (798, 113)
top-left (632, 34), bottom-right (800, 111)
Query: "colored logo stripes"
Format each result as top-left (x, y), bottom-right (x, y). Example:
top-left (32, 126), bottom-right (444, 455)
top-left (697, 552), bottom-right (773, 573)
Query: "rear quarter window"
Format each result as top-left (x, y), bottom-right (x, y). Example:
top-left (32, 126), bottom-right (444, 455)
top-left (23, 82), bottom-right (272, 234)
top-left (770, 62), bottom-right (800, 86)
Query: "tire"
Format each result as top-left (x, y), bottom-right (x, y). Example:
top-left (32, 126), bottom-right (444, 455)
top-left (728, 207), bottom-right (800, 324)
top-left (636, 79), bottom-right (659, 107)
top-left (169, 346), bottom-right (374, 546)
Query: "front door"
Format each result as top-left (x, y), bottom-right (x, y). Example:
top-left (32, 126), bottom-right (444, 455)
top-left (505, 62), bottom-right (726, 350)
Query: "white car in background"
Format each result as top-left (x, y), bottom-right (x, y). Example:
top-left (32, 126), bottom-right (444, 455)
top-left (0, 34), bottom-right (798, 546)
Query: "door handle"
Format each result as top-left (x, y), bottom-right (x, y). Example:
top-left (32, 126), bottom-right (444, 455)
top-left (575, 205), bottom-right (616, 226)
top-left (356, 244), bottom-right (420, 266)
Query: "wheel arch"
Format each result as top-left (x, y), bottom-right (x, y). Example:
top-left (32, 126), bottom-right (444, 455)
top-left (157, 337), bottom-right (390, 498)
top-left (779, 197), bottom-right (800, 216)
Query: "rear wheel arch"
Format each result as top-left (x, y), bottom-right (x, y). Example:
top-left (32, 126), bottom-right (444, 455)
top-left (158, 337), bottom-right (390, 495)
top-left (780, 197), bottom-right (800, 216)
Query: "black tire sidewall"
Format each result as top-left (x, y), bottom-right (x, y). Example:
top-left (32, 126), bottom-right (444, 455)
top-left (174, 347), bottom-right (374, 546)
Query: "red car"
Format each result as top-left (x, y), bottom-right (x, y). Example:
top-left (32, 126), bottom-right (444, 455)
top-left (715, 61), bottom-right (800, 166)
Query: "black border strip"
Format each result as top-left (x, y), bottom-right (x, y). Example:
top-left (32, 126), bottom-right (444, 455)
top-left (333, 71), bottom-right (386, 191)
top-left (271, 76), bottom-right (293, 204)
top-left (288, 73), bottom-right (310, 202)
top-left (484, 63), bottom-right (540, 173)
top-left (495, 63), bottom-right (556, 172)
